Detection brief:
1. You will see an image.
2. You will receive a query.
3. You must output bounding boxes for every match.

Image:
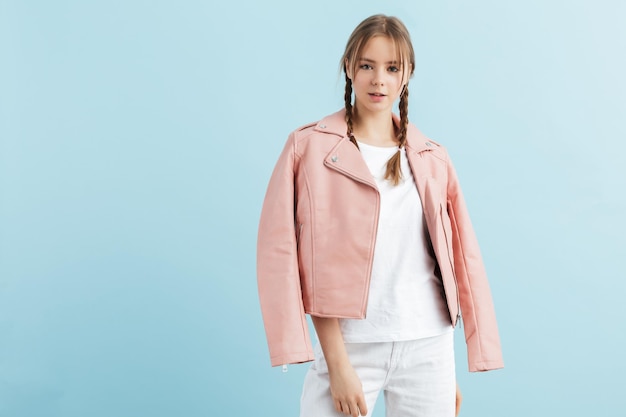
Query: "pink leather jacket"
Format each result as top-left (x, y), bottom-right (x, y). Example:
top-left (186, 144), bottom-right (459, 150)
top-left (257, 110), bottom-right (503, 372)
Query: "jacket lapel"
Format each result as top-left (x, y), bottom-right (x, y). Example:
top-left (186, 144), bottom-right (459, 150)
top-left (316, 110), bottom-right (377, 189)
top-left (324, 139), bottom-right (377, 189)
top-left (405, 123), bottom-right (442, 223)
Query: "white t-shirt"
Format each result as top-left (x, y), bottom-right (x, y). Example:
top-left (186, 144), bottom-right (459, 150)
top-left (339, 141), bottom-right (453, 342)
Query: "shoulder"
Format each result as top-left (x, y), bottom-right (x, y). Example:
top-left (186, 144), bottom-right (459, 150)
top-left (291, 121), bottom-right (319, 139)
top-left (405, 121), bottom-right (450, 162)
top-left (287, 110), bottom-right (347, 152)
top-left (291, 110), bottom-right (346, 137)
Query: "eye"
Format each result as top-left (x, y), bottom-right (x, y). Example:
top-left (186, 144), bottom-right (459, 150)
top-left (359, 64), bottom-right (373, 70)
top-left (388, 66), bottom-right (400, 73)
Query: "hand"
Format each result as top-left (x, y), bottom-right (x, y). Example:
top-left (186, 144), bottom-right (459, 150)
top-left (328, 363), bottom-right (368, 417)
top-left (455, 383), bottom-right (462, 416)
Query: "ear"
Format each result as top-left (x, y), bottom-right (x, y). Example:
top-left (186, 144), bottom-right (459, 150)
top-left (345, 58), bottom-right (353, 80)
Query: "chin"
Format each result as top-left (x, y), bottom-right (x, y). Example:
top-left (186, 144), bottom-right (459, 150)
top-left (356, 100), bottom-right (391, 113)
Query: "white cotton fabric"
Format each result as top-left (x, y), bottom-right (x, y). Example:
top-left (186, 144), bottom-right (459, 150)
top-left (300, 332), bottom-right (456, 417)
top-left (339, 142), bottom-right (452, 342)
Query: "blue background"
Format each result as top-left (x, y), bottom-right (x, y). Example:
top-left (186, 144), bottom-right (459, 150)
top-left (1, 1), bottom-right (625, 416)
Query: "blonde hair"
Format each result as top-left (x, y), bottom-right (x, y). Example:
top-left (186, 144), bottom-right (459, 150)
top-left (341, 14), bottom-right (415, 186)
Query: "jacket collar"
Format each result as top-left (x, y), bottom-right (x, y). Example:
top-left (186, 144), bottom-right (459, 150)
top-left (315, 109), bottom-right (436, 155)
top-left (318, 110), bottom-right (437, 189)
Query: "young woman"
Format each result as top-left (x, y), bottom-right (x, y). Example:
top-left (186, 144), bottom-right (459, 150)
top-left (257, 14), bottom-right (503, 417)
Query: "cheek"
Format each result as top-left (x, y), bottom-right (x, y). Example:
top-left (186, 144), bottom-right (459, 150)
top-left (354, 76), bottom-right (370, 91)
top-left (391, 77), bottom-right (404, 95)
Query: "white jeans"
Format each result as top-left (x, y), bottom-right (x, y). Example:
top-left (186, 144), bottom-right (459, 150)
top-left (300, 331), bottom-right (455, 417)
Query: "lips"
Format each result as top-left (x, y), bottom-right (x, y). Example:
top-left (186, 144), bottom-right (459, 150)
top-left (368, 92), bottom-right (387, 103)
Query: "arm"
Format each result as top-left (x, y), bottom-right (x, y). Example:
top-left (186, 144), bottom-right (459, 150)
top-left (311, 316), bottom-right (368, 417)
top-left (257, 133), bottom-right (314, 366)
top-left (446, 153), bottom-right (504, 372)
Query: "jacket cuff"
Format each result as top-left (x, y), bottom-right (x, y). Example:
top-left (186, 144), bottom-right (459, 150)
top-left (270, 350), bottom-right (315, 367)
top-left (468, 358), bottom-right (504, 372)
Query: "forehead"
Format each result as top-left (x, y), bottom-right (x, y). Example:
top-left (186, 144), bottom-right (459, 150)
top-left (358, 36), bottom-right (401, 62)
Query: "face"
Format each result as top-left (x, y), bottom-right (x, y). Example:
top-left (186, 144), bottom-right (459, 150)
top-left (347, 36), bottom-right (406, 116)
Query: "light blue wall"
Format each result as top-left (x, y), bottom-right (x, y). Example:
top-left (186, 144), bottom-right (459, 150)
top-left (1, 1), bottom-right (624, 416)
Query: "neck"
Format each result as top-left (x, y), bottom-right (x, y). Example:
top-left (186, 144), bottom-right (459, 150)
top-left (352, 107), bottom-right (398, 147)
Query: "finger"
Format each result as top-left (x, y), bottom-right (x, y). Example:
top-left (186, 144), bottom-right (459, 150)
top-left (334, 399), bottom-right (342, 414)
top-left (340, 401), bottom-right (351, 416)
top-left (357, 395), bottom-right (368, 416)
top-left (349, 402), bottom-right (358, 417)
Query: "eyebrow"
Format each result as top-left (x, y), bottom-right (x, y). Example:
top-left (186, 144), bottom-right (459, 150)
top-left (359, 58), bottom-right (400, 65)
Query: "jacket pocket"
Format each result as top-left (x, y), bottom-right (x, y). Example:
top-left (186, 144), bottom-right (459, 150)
top-left (296, 222), bottom-right (314, 311)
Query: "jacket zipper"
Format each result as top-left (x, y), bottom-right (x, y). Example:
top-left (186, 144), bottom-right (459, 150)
top-left (323, 159), bottom-right (380, 318)
top-left (440, 203), bottom-right (462, 327)
top-left (296, 223), bottom-right (303, 249)
top-left (364, 193), bottom-right (380, 318)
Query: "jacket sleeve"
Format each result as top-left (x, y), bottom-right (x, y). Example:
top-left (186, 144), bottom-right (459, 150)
top-left (446, 153), bottom-right (504, 372)
top-left (257, 133), bottom-right (315, 367)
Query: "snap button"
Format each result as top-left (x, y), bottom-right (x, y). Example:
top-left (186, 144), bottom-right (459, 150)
top-left (425, 142), bottom-right (432, 147)
top-left (331, 155), bottom-right (338, 162)
top-left (319, 124), bottom-right (327, 129)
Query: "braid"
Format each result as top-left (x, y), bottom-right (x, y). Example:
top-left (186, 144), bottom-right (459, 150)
top-left (384, 85), bottom-right (409, 186)
top-left (398, 84), bottom-right (409, 148)
top-left (344, 74), bottom-right (359, 149)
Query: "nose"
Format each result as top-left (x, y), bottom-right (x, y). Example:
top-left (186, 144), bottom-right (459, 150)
top-left (371, 69), bottom-right (384, 86)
